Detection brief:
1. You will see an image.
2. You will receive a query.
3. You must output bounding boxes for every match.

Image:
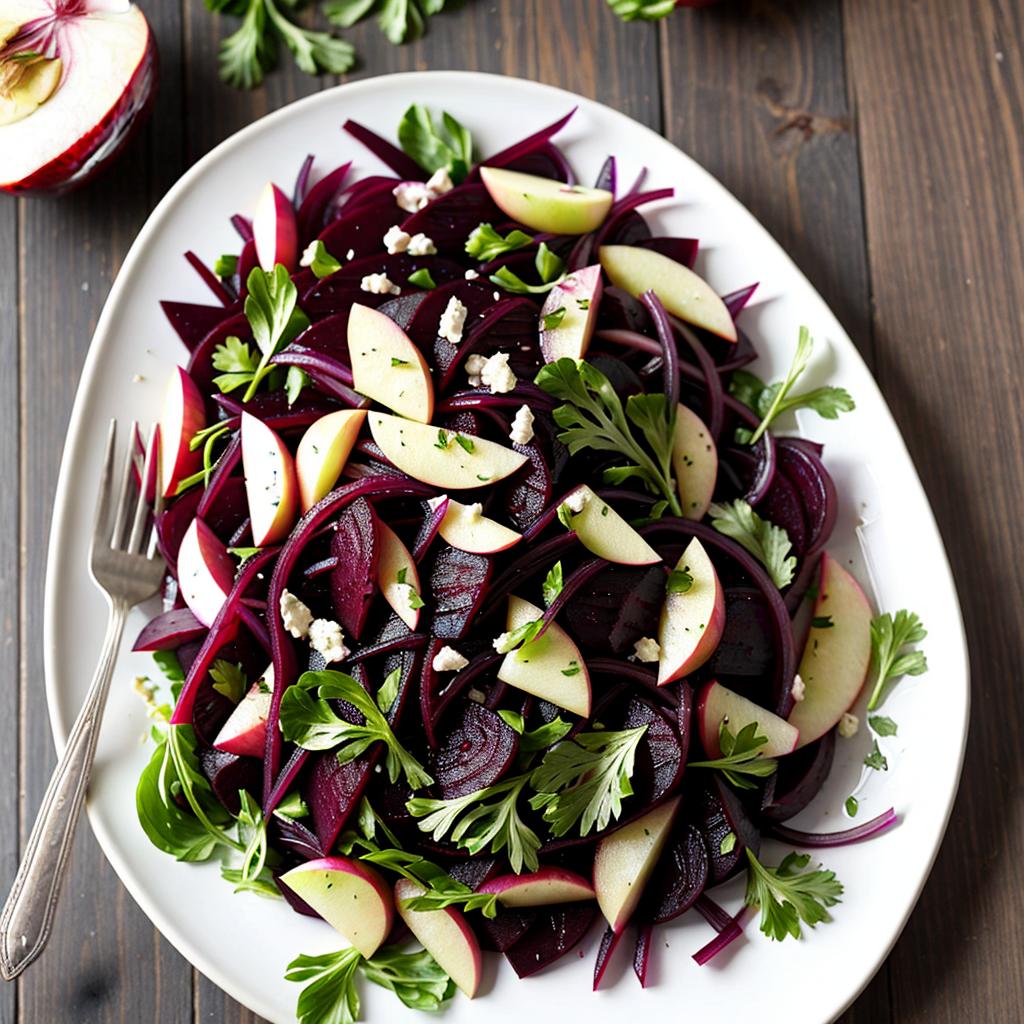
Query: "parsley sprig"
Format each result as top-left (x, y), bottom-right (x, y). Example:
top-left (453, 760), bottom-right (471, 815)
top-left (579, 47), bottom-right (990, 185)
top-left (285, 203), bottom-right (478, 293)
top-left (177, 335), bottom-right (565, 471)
top-left (325, 0), bottom-right (449, 45)
top-left (866, 610), bottom-right (928, 710)
top-left (745, 849), bottom-right (843, 941)
top-left (688, 721), bottom-right (778, 791)
top-left (606, 0), bottom-right (677, 20)
top-left (491, 242), bottom-right (567, 295)
top-left (465, 223), bottom-right (533, 261)
top-left (709, 499), bottom-right (797, 589)
top-left (397, 103), bottom-right (473, 183)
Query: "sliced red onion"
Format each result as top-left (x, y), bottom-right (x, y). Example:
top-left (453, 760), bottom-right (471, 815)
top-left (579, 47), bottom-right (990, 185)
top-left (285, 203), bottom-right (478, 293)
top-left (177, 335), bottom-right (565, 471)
top-left (594, 155), bottom-right (617, 197)
top-left (230, 214), bottom-right (253, 243)
top-left (769, 807), bottom-right (899, 847)
top-left (293, 154), bottom-right (314, 207)
top-left (641, 289), bottom-right (681, 410)
top-left (669, 316), bottom-right (724, 440)
top-left (694, 894), bottom-right (733, 932)
top-left (270, 346), bottom-right (354, 385)
top-left (722, 283), bottom-right (759, 320)
top-left (185, 250), bottom-right (235, 306)
top-left (297, 162), bottom-right (353, 244)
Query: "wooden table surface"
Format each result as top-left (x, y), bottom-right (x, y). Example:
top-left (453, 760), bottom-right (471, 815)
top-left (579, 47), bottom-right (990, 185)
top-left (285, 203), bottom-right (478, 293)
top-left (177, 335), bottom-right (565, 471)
top-left (2, 0), bottom-right (1021, 1021)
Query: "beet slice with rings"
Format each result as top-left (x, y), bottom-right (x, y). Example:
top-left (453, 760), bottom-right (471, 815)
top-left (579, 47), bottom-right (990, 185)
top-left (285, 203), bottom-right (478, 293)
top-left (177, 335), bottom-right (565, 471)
top-left (425, 545), bottom-right (493, 639)
top-left (710, 587), bottom-right (777, 678)
top-left (504, 903), bottom-right (598, 978)
top-left (500, 441), bottom-right (553, 533)
top-left (329, 497), bottom-right (381, 641)
top-left (271, 815), bottom-right (324, 862)
top-left (695, 776), bottom-right (762, 883)
top-left (760, 727), bottom-right (836, 823)
top-left (431, 701), bottom-right (520, 799)
top-left (399, 184), bottom-right (505, 257)
top-left (623, 696), bottom-right (685, 805)
top-left (562, 563), bottom-right (665, 656)
top-left (304, 748), bottom-right (378, 854)
top-left (637, 821), bottom-right (709, 924)
top-left (199, 748), bottom-right (262, 817)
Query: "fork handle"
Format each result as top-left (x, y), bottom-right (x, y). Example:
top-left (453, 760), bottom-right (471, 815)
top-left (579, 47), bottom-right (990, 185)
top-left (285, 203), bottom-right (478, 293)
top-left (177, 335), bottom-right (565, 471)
top-left (0, 600), bottom-right (129, 980)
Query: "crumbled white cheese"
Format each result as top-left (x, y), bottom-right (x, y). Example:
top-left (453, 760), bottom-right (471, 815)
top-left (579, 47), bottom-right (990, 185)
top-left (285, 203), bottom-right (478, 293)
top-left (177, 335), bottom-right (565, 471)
top-left (309, 619), bottom-right (349, 664)
top-left (407, 233), bottom-right (437, 256)
top-left (299, 239), bottom-right (320, 268)
top-left (439, 296), bottom-right (468, 346)
top-left (564, 488), bottom-right (590, 514)
top-left (393, 181), bottom-right (432, 213)
top-left (360, 273), bottom-right (401, 296)
top-left (509, 404), bottom-right (535, 445)
top-left (425, 168), bottom-right (454, 196)
top-left (633, 637), bottom-right (661, 663)
top-left (492, 631), bottom-right (514, 654)
top-left (432, 645), bottom-right (469, 672)
top-left (838, 712), bottom-right (859, 738)
top-left (280, 590), bottom-right (313, 639)
top-left (464, 269), bottom-right (479, 280)
top-left (383, 225), bottom-right (411, 254)
top-left (480, 351), bottom-right (518, 394)
top-left (467, 687), bottom-right (487, 704)
top-left (791, 673), bottom-right (806, 703)
top-left (346, 249), bottom-right (355, 261)
top-left (465, 353), bottom-right (487, 387)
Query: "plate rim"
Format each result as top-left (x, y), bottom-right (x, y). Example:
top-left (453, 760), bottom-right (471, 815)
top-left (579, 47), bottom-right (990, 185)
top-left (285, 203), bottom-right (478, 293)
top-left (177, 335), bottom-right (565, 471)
top-left (41, 69), bottom-right (970, 1024)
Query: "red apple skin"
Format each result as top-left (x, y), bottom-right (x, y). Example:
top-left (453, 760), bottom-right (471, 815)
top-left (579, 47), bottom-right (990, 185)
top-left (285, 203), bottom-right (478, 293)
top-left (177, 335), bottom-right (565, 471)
top-left (695, 680), bottom-right (800, 759)
top-left (658, 547), bottom-right (726, 686)
top-left (213, 678), bottom-right (272, 758)
top-left (176, 518), bottom-right (236, 627)
top-left (254, 183), bottom-right (298, 272)
top-left (241, 412), bottom-right (299, 546)
top-left (477, 866), bottom-right (595, 906)
top-left (159, 366), bottom-right (206, 498)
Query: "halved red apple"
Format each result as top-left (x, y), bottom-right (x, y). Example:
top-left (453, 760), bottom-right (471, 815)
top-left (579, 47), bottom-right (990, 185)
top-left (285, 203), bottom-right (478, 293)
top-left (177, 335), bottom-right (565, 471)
top-left (437, 498), bottom-right (522, 555)
top-left (295, 409), bottom-right (367, 512)
top-left (479, 166), bottom-right (612, 235)
top-left (478, 867), bottom-right (594, 907)
top-left (213, 665), bottom-right (274, 758)
top-left (672, 404), bottom-right (718, 521)
top-left (377, 521), bottom-right (423, 630)
top-left (241, 412), bottom-right (298, 546)
top-left (539, 265), bottom-right (603, 362)
top-left (158, 366), bottom-right (206, 498)
top-left (253, 182), bottom-right (298, 272)
top-left (176, 518), bottom-right (236, 627)
top-left (696, 680), bottom-right (799, 758)
top-left (281, 857), bottom-right (393, 959)
top-left (560, 485), bottom-right (660, 565)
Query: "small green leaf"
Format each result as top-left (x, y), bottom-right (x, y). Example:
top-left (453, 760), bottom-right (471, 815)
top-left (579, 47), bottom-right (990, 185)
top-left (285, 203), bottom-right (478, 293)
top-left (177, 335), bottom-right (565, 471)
top-left (868, 715), bottom-right (898, 737)
top-left (541, 561), bottom-right (564, 607)
top-left (214, 253), bottom-right (239, 278)
top-left (667, 568), bottom-right (694, 594)
top-left (720, 831), bottom-right (737, 855)
top-left (210, 660), bottom-right (247, 704)
top-left (542, 306), bottom-right (567, 331)
top-left (377, 668), bottom-right (402, 714)
top-left (844, 796), bottom-right (859, 817)
top-left (465, 222), bottom-right (533, 261)
top-left (863, 740), bottom-right (888, 772)
top-left (497, 710), bottom-right (525, 734)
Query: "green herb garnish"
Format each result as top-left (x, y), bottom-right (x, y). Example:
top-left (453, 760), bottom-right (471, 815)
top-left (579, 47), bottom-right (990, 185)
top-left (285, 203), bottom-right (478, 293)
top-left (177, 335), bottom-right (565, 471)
top-left (866, 610), bottom-right (928, 710)
top-left (745, 849), bottom-right (843, 941)
top-left (396, 103), bottom-right (473, 183)
top-left (709, 499), bottom-right (797, 589)
top-left (688, 721), bottom-right (778, 790)
top-left (465, 223), bottom-right (533, 261)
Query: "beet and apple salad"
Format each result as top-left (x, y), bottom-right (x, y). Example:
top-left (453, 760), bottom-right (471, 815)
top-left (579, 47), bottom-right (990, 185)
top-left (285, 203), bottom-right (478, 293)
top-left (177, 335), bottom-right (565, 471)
top-left (133, 104), bottom-right (927, 1021)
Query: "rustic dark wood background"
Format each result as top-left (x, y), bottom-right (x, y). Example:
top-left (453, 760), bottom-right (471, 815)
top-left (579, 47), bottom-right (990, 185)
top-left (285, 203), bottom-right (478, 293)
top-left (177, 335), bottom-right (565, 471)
top-left (1, 0), bottom-right (1021, 1020)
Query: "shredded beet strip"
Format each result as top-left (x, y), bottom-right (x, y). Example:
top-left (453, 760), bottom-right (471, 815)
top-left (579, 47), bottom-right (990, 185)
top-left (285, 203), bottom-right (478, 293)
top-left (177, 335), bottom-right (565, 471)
top-left (633, 923), bottom-right (654, 987)
top-left (692, 904), bottom-right (756, 966)
top-left (466, 108), bottom-right (576, 177)
top-left (586, 658), bottom-right (676, 711)
top-left (486, 532), bottom-right (580, 607)
top-left (230, 214), bottom-right (253, 242)
top-left (769, 807), bottom-right (899, 847)
top-left (269, 347), bottom-right (355, 386)
top-left (593, 925), bottom-right (626, 990)
top-left (343, 119), bottom-right (425, 180)
top-left (694, 894), bottom-right (733, 932)
top-left (293, 154), bottom-right (315, 207)
top-left (348, 632), bottom-right (429, 664)
top-left (669, 317), bottom-right (724, 441)
top-left (642, 290), bottom-right (681, 410)
top-left (536, 557), bottom-right (606, 638)
top-left (595, 155), bottom-right (617, 197)
top-left (184, 250), bottom-right (235, 306)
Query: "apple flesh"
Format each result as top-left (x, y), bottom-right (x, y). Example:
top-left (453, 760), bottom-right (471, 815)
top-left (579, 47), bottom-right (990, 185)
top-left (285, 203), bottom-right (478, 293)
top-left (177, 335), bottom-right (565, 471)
top-left (672, 404), bottom-right (718, 520)
top-left (480, 166), bottom-right (613, 235)
top-left (281, 857), bottom-right (393, 959)
top-left (657, 537), bottom-right (726, 684)
top-left (213, 665), bottom-right (274, 758)
top-left (394, 879), bottom-right (481, 998)
top-left (158, 366), bottom-right (206, 498)
top-left (368, 412), bottom-right (528, 489)
top-left (295, 409), bottom-right (367, 512)
top-left (560, 485), bottom-right (660, 565)
top-left (539, 265), bottom-right (603, 362)
top-left (0, 1), bottom-right (156, 194)
top-left (241, 412), bottom-right (299, 546)
top-left (253, 182), bottom-right (298, 272)
top-left (497, 596), bottom-right (591, 716)
top-left (377, 521), bottom-right (423, 630)
top-left (348, 303), bottom-right (434, 423)
top-left (696, 680), bottom-right (799, 758)
top-left (599, 245), bottom-right (738, 343)
top-left (176, 517), bottom-right (236, 627)
top-left (437, 498), bottom-right (522, 555)
top-left (593, 796), bottom-right (681, 933)
top-left (788, 553), bottom-right (874, 748)
top-left (478, 867), bottom-right (594, 908)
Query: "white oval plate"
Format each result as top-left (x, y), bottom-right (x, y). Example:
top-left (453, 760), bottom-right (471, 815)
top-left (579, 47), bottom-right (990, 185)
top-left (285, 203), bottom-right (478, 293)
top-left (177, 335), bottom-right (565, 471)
top-left (44, 72), bottom-right (968, 1024)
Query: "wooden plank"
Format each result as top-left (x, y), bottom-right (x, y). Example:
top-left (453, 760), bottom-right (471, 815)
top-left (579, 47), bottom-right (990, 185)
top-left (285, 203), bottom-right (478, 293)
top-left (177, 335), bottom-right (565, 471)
top-left (15, 2), bottom-right (193, 1022)
top-left (844, 1), bottom-right (1024, 1021)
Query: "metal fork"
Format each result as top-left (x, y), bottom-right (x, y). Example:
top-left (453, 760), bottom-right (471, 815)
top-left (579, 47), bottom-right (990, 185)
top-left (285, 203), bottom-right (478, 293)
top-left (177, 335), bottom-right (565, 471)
top-left (0, 421), bottom-right (166, 981)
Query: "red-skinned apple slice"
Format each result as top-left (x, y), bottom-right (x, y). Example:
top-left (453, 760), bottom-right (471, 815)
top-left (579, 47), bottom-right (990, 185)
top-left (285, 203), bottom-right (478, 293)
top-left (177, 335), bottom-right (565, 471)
top-left (437, 498), bottom-right (522, 555)
top-left (478, 867), bottom-right (595, 907)
top-left (377, 521), bottom-right (423, 629)
top-left (295, 409), bottom-right (367, 512)
top-left (696, 680), bottom-right (799, 758)
top-left (176, 517), bottom-right (235, 627)
top-left (497, 596), bottom-right (591, 716)
top-left (241, 412), bottom-right (298, 546)
top-left (657, 537), bottom-right (725, 685)
top-left (672, 404), bottom-right (718, 520)
top-left (368, 412), bottom-right (527, 489)
top-left (594, 796), bottom-right (681, 933)
top-left (599, 245), bottom-right (738, 342)
top-left (213, 665), bottom-right (274, 758)
top-left (158, 366), bottom-right (205, 498)
top-left (281, 857), bottom-right (393, 959)
top-left (394, 879), bottom-right (481, 998)
top-left (480, 166), bottom-right (612, 235)
top-left (788, 553), bottom-right (874, 748)
top-left (349, 304), bottom-right (434, 423)
top-left (560, 485), bottom-right (660, 565)
top-left (0, 1), bottom-right (156, 195)
top-left (253, 182), bottom-right (298, 272)
top-left (539, 265), bottom-right (603, 362)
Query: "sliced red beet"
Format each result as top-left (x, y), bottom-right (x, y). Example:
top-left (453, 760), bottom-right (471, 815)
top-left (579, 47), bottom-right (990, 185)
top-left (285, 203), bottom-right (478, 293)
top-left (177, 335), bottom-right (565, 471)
top-left (593, 925), bottom-right (627, 990)
top-left (695, 776), bottom-right (761, 884)
top-left (426, 545), bottom-right (493, 639)
top-left (329, 497), bottom-right (381, 640)
top-left (623, 697), bottom-right (685, 805)
top-left (160, 300), bottom-right (240, 353)
top-left (304, 748), bottom-right (377, 854)
top-left (563, 564), bottom-right (665, 656)
top-left (432, 702), bottom-right (519, 799)
top-left (377, 292), bottom-right (428, 332)
top-left (292, 312), bottom-right (351, 364)
top-left (133, 607), bottom-right (206, 651)
top-left (399, 185), bottom-right (504, 257)
top-left (271, 815), bottom-right (324, 861)
top-left (199, 748), bottom-right (262, 816)
top-left (710, 587), bottom-right (777, 678)
top-left (637, 821), bottom-right (709, 923)
top-left (504, 903), bottom-right (598, 978)
top-left (478, 908), bottom-right (538, 953)
top-left (297, 162), bottom-right (352, 244)
top-left (316, 199), bottom-right (406, 265)
top-left (405, 280), bottom-right (496, 371)
top-left (775, 439), bottom-right (838, 558)
top-left (760, 727), bottom-right (836, 823)
top-left (633, 923), bottom-right (654, 987)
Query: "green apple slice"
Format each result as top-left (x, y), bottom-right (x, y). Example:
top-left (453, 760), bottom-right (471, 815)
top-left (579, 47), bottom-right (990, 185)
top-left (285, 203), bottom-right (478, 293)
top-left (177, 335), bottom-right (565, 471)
top-left (560, 485), bottom-right (660, 565)
top-left (480, 166), bottom-right (613, 235)
top-left (368, 412), bottom-right (528, 489)
top-left (599, 245), bottom-right (738, 342)
top-left (672, 403), bottom-right (718, 521)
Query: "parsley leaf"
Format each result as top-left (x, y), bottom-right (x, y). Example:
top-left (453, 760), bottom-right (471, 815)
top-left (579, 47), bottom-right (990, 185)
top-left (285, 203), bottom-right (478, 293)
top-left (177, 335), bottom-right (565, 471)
top-left (688, 721), bottom-right (778, 790)
top-left (745, 849), bottom-right (843, 941)
top-left (398, 878), bottom-right (500, 920)
top-left (210, 659), bottom-right (247, 703)
top-left (211, 336), bottom-right (259, 394)
top-left (152, 650), bottom-right (184, 683)
top-left (606, 0), bottom-right (677, 20)
top-left (490, 245), bottom-right (566, 295)
top-left (528, 726), bottom-right (647, 836)
top-left (306, 240), bottom-right (342, 279)
top-left (866, 609), bottom-right (928, 710)
top-left (214, 253), bottom-right (238, 278)
top-left (376, 667), bottom-right (401, 714)
top-left (227, 545), bottom-right (262, 561)
top-left (541, 561), bottom-right (564, 607)
top-left (407, 267), bottom-right (436, 289)
top-left (709, 499), bottom-right (797, 589)
top-left (869, 714), bottom-right (898, 737)
top-left (519, 717), bottom-right (573, 752)
top-left (667, 568), bottom-right (693, 594)
top-left (863, 740), bottom-right (888, 772)
top-left (285, 947), bottom-right (362, 1024)
top-left (359, 945), bottom-right (455, 1010)
top-left (465, 223), bottom-right (533, 261)
top-left (240, 264), bottom-right (310, 402)
top-left (325, 0), bottom-right (449, 46)
top-left (494, 618), bottom-right (543, 654)
top-left (542, 306), bottom-right (567, 331)
top-left (844, 796), bottom-right (859, 817)
top-left (285, 365), bottom-right (309, 407)
top-left (498, 709), bottom-right (525, 733)
top-left (273, 792), bottom-right (310, 820)
top-left (397, 104), bottom-right (473, 183)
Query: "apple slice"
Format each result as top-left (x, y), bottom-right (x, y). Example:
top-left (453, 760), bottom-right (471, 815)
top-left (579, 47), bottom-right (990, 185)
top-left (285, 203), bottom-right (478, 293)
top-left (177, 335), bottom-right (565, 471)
top-left (213, 665), bottom-right (274, 758)
top-left (656, 537), bottom-right (725, 685)
top-left (599, 245), bottom-right (737, 342)
top-left (696, 680), bottom-right (799, 758)
top-left (295, 409), bottom-right (368, 512)
top-left (349, 304), bottom-right (434, 423)
top-left (369, 412), bottom-right (528, 489)
top-left (394, 879), bottom-right (481, 998)
top-left (478, 867), bottom-right (594, 908)
top-left (497, 596), bottom-right (591, 716)
top-left (176, 518), bottom-right (236, 627)
top-left (788, 554), bottom-right (874, 748)
top-left (539, 265), bottom-right (603, 362)
top-left (560, 486), bottom-right (660, 565)
top-left (593, 796), bottom-right (681, 933)
top-left (241, 412), bottom-right (299, 546)
top-left (672, 404), bottom-right (718, 521)
top-left (158, 366), bottom-right (206, 498)
top-left (480, 166), bottom-right (613, 235)
top-left (281, 857), bottom-right (393, 959)
top-left (253, 182), bottom-right (298, 272)
top-left (438, 498), bottom-right (523, 555)
top-left (377, 521), bottom-right (423, 630)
